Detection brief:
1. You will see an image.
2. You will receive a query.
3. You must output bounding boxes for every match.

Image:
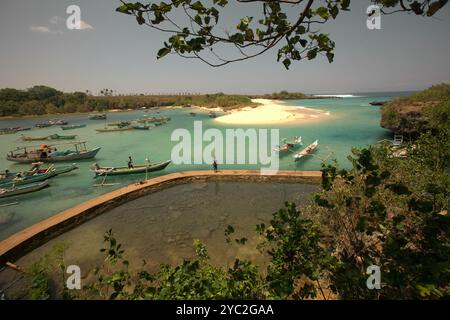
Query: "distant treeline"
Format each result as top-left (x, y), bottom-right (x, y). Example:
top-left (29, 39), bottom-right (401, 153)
top-left (0, 86), bottom-right (255, 117)
top-left (252, 91), bottom-right (310, 100)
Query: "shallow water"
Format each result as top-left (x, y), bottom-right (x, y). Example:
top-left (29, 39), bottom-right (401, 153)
top-left (0, 181), bottom-right (318, 298)
top-left (0, 93), bottom-right (408, 240)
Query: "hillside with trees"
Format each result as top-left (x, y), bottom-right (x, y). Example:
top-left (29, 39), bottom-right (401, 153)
top-left (0, 86), bottom-right (255, 117)
top-left (380, 83), bottom-right (450, 136)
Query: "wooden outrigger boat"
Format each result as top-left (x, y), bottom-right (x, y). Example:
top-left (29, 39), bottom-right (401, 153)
top-left (6, 141), bottom-right (101, 163)
top-left (132, 125), bottom-right (150, 130)
top-left (0, 168), bottom-right (56, 188)
top-left (50, 119), bottom-right (68, 125)
top-left (107, 121), bottom-right (131, 127)
top-left (1, 163), bottom-right (78, 182)
top-left (48, 134), bottom-right (77, 140)
top-left (138, 116), bottom-right (171, 124)
top-left (61, 124), bottom-right (86, 130)
top-left (91, 160), bottom-right (171, 177)
top-left (35, 122), bottom-right (53, 128)
top-left (96, 126), bottom-right (133, 133)
top-left (294, 140), bottom-right (318, 161)
top-left (21, 134), bottom-right (49, 141)
top-left (1, 127), bottom-right (31, 134)
top-left (0, 181), bottom-right (49, 199)
top-left (89, 113), bottom-right (107, 120)
top-left (273, 136), bottom-right (302, 154)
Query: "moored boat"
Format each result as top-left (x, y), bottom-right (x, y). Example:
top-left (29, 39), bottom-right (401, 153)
top-left (107, 121), bottom-right (131, 127)
top-left (369, 101), bottom-right (387, 106)
top-left (61, 124), bottom-right (86, 130)
top-left (96, 126), bottom-right (133, 133)
top-left (294, 140), bottom-right (319, 161)
top-left (35, 122), bottom-right (53, 128)
top-left (132, 125), bottom-right (150, 130)
top-left (91, 160), bottom-right (171, 177)
top-left (6, 142), bottom-right (101, 163)
top-left (89, 113), bottom-right (107, 120)
top-left (50, 119), bottom-right (68, 125)
top-left (0, 181), bottom-right (50, 198)
top-left (2, 162), bottom-right (78, 180)
top-left (273, 136), bottom-right (302, 155)
top-left (0, 168), bottom-right (56, 188)
top-left (21, 134), bottom-right (49, 141)
top-left (48, 134), bottom-right (77, 140)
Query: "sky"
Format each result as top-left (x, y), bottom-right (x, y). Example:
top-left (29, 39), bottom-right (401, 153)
top-left (0, 0), bottom-right (449, 95)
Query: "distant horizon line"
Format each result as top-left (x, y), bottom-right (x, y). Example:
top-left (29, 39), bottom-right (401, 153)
top-left (0, 84), bottom-right (433, 97)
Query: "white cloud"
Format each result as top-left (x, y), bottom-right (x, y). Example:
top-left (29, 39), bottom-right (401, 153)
top-left (29, 17), bottom-right (93, 34)
top-left (79, 20), bottom-right (94, 30)
top-left (29, 26), bottom-right (51, 33)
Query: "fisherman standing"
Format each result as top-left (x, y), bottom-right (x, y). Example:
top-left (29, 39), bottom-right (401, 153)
top-left (128, 156), bottom-right (134, 169)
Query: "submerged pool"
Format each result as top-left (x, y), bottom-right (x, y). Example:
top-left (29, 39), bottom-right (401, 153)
top-left (0, 180), bottom-right (318, 298)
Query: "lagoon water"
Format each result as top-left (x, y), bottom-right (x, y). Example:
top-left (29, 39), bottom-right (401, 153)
top-left (0, 93), bottom-right (409, 240)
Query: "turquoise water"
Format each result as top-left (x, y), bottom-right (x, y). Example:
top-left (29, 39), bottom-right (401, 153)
top-left (0, 93), bottom-right (408, 240)
top-left (0, 181), bottom-right (317, 298)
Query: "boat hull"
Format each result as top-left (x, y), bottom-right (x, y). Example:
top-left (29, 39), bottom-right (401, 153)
top-left (48, 134), bottom-right (77, 140)
top-left (0, 181), bottom-right (49, 198)
top-left (0, 170), bottom-right (56, 188)
top-left (61, 125), bottom-right (86, 130)
top-left (94, 160), bottom-right (171, 176)
top-left (96, 127), bottom-right (133, 132)
top-left (7, 147), bottom-right (101, 163)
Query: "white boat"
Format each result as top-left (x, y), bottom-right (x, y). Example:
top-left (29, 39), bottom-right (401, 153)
top-left (0, 181), bottom-right (49, 198)
top-left (294, 140), bottom-right (318, 161)
top-left (273, 136), bottom-right (302, 154)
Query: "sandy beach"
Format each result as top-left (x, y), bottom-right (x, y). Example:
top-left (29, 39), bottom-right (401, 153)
top-left (214, 99), bottom-right (330, 125)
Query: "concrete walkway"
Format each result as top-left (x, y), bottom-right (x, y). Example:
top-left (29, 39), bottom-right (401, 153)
top-left (0, 170), bottom-right (321, 265)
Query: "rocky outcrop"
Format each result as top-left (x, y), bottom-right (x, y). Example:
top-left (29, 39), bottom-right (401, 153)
top-left (380, 84), bottom-right (450, 135)
top-left (380, 101), bottom-right (439, 135)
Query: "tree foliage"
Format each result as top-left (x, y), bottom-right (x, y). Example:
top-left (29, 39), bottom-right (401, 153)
top-left (115, 0), bottom-right (447, 69)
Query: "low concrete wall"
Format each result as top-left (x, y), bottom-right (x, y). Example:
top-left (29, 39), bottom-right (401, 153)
top-left (0, 170), bottom-right (321, 265)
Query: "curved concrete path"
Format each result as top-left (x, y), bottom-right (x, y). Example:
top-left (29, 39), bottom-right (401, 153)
top-left (0, 170), bottom-right (321, 265)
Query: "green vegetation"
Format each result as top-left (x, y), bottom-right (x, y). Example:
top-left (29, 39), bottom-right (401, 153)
top-left (381, 83), bottom-right (450, 135)
top-left (116, 1), bottom-right (446, 69)
top-left (257, 91), bottom-right (309, 100)
top-left (0, 86), bottom-right (255, 117)
top-left (24, 243), bottom-right (72, 300)
top-left (174, 93), bottom-right (255, 110)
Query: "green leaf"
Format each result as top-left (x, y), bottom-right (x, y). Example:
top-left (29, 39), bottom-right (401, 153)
top-left (282, 58), bottom-right (291, 69)
top-left (191, 1), bottom-right (205, 12)
top-left (326, 52), bottom-right (334, 63)
top-left (330, 6), bottom-right (339, 19)
top-left (157, 47), bottom-right (171, 59)
top-left (307, 48), bottom-right (317, 60)
top-left (116, 4), bottom-right (131, 14)
top-left (316, 7), bottom-right (329, 20)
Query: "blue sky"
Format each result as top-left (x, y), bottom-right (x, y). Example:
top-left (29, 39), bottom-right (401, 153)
top-left (0, 0), bottom-right (449, 94)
